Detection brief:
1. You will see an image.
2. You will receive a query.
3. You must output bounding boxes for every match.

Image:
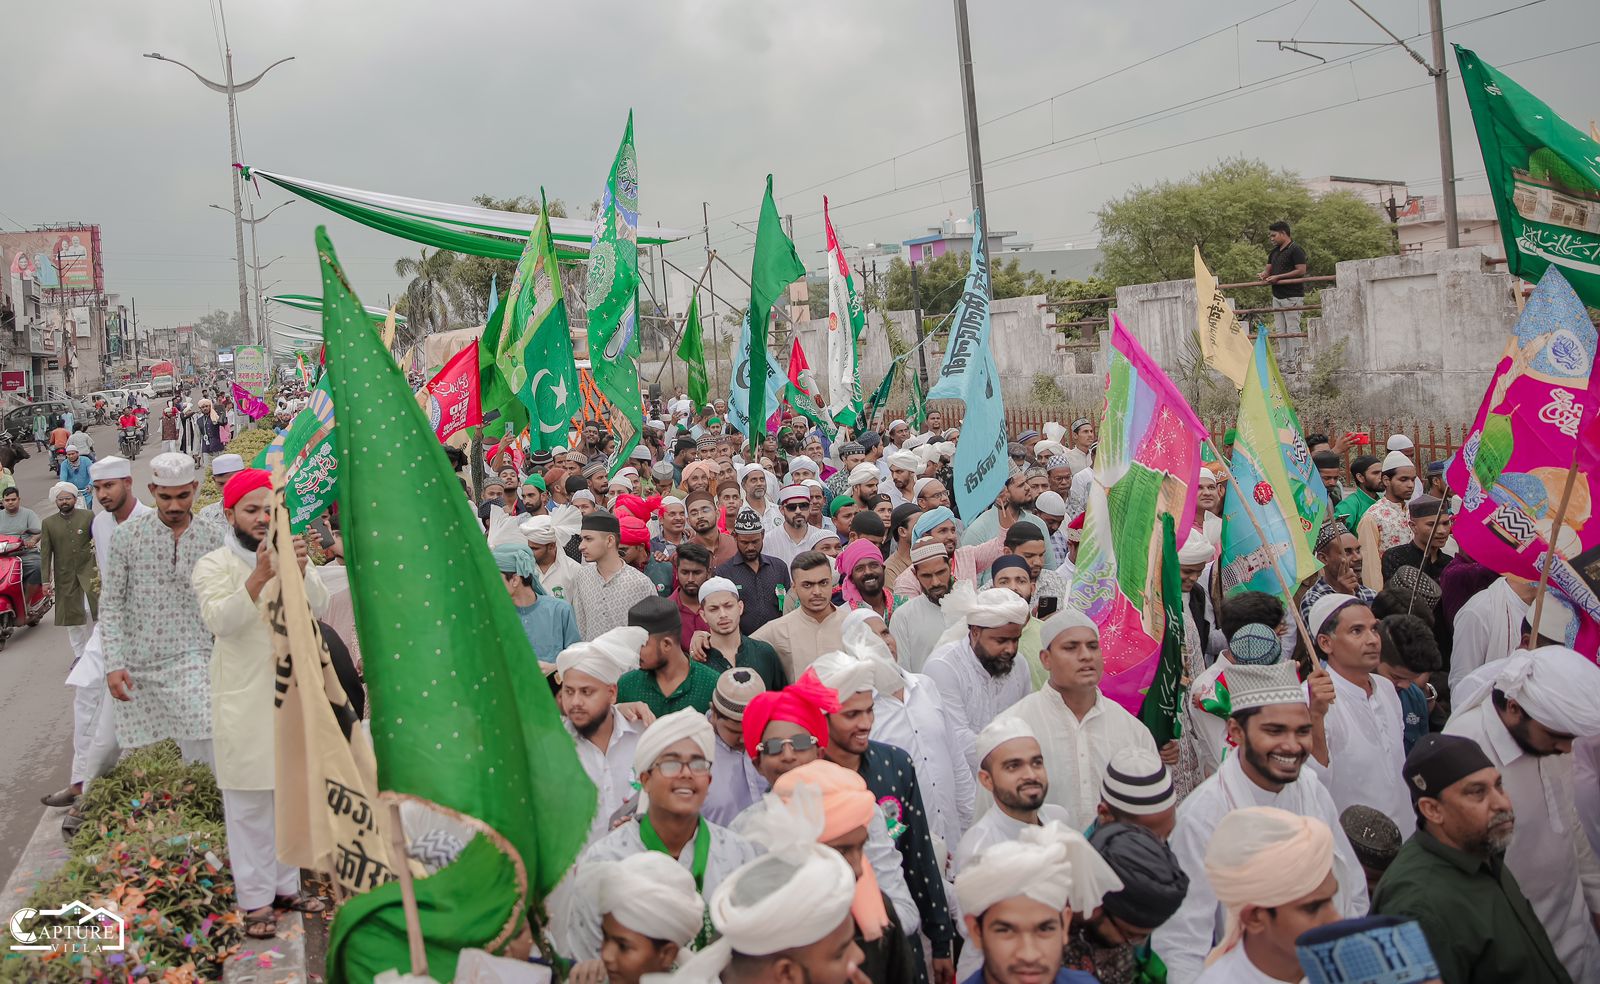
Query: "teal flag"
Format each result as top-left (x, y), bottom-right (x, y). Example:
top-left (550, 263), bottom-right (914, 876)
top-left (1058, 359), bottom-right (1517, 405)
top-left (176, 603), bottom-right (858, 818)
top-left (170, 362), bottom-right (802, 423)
top-left (583, 113), bottom-right (643, 470)
top-left (499, 190), bottom-right (581, 451)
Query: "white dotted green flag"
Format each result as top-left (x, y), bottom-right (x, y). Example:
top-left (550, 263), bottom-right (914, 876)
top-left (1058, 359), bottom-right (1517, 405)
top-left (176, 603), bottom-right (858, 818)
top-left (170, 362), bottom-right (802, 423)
top-left (583, 112), bottom-right (644, 471)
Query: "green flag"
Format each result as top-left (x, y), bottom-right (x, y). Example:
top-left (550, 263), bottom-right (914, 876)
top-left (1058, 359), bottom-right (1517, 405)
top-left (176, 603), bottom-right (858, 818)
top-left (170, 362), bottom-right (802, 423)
top-left (678, 293), bottom-right (709, 408)
top-left (499, 190), bottom-right (581, 452)
top-left (316, 227), bottom-right (594, 963)
top-left (255, 375), bottom-right (337, 533)
top-left (745, 175), bottom-right (805, 448)
top-left (1140, 514), bottom-right (1186, 746)
top-left (583, 112), bottom-right (644, 471)
top-left (907, 363), bottom-right (928, 430)
top-left (1456, 46), bottom-right (1600, 309)
top-left (862, 355), bottom-right (902, 430)
top-left (478, 284), bottom-right (531, 436)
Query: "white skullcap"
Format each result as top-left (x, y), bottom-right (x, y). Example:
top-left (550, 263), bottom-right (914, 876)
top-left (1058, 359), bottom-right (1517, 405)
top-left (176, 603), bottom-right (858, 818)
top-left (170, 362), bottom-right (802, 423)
top-left (904, 433), bottom-right (930, 450)
top-left (955, 821), bottom-right (1124, 919)
top-left (1204, 807), bottom-right (1334, 965)
top-left (1385, 434), bottom-right (1414, 451)
top-left (966, 586), bottom-right (1032, 628)
top-left (975, 716), bottom-right (1038, 770)
top-left (848, 463), bottom-right (879, 487)
top-left (802, 478), bottom-right (826, 492)
top-left (1038, 608), bottom-right (1098, 649)
top-left (210, 453), bottom-right (246, 477)
top-left (778, 484), bottom-right (810, 504)
top-left (1381, 450), bottom-right (1412, 472)
top-left (698, 576), bottom-right (741, 604)
top-left (912, 478), bottom-right (936, 500)
top-left (555, 638), bottom-right (638, 686)
top-left (578, 850), bottom-right (705, 948)
top-left (1035, 490), bottom-right (1066, 517)
top-left (1452, 646), bottom-right (1600, 737)
top-left (1308, 592), bottom-right (1362, 639)
top-left (738, 463), bottom-right (767, 480)
top-left (661, 495), bottom-right (685, 509)
top-left (811, 649), bottom-right (877, 699)
top-left (886, 450), bottom-right (920, 473)
top-left (571, 490), bottom-right (598, 505)
top-left (149, 452), bottom-right (198, 487)
top-left (889, 419), bottom-right (907, 430)
top-left (1178, 528), bottom-right (1215, 565)
top-left (633, 708), bottom-right (716, 774)
top-left (49, 481), bottom-right (80, 502)
top-left (1196, 467), bottom-right (1218, 486)
top-left (788, 455), bottom-right (817, 475)
top-left (1227, 662), bottom-right (1307, 712)
top-left (89, 455), bottom-right (132, 481)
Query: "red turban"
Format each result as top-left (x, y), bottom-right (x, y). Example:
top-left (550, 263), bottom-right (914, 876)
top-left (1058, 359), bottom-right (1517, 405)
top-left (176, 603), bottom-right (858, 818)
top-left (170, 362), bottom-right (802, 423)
top-left (615, 493), bottom-right (662, 524)
top-left (222, 468), bottom-right (273, 510)
top-left (741, 670), bottom-right (840, 760)
top-left (618, 515), bottom-right (651, 547)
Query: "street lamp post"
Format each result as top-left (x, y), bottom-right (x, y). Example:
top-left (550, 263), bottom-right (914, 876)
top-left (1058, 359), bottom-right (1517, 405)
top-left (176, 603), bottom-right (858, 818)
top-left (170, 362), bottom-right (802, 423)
top-left (145, 48), bottom-right (294, 344)
top-left (210, 200), bottom-right (292, 346)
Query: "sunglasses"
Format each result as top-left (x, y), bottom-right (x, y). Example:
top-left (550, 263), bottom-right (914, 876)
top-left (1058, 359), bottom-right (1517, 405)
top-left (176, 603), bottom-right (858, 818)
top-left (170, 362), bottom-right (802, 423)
top-left (783, 502), bottom-right (810, 511)
top-left (757, 734), bottom-right (820, 757)
top-left (652, 757), bottom-right (713, 777)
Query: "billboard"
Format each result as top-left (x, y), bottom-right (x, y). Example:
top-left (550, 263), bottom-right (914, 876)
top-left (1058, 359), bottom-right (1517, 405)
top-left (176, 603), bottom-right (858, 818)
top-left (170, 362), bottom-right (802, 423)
top-left (234, 344), bottom-right (269, 394)
top-left (0, 227), bottom-right (103, 294)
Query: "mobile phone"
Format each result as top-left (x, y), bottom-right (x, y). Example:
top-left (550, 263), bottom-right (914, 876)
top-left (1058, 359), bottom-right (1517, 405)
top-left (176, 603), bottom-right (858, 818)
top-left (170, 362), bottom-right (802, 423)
top-left (1346, 432), bottom-right (1371, 445)
top-left (1037, 596), bottom-right (1060, 618)
top-left (311, 517), bottom-right (335, 551)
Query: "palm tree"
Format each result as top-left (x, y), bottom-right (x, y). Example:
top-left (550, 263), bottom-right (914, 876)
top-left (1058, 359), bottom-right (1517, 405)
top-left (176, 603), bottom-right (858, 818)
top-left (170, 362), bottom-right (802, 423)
top-left (394, 248), bottom-right (457, 337)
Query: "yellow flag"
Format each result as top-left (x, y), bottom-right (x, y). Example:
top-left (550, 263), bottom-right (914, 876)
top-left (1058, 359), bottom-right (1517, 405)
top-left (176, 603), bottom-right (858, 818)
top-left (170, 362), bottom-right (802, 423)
top-left (268, 477), bottom-right (397, 895)
top-left (381, 305), bottom-right (398, 350)
top-left (1193, 246), bottom-right (1254, 390)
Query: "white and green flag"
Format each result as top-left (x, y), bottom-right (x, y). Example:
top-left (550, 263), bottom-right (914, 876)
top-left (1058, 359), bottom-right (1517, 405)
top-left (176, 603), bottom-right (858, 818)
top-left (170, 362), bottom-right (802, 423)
top-left (823, 196), bottom-right (865, 428)
top-left (583, 113), bottom-right (643, 470)
top-left (498, 190), bottom-right (580, 451)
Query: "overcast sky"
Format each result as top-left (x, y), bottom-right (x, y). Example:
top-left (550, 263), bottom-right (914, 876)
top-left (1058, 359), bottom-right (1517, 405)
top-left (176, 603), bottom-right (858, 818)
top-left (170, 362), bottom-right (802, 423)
top-left (6, 0), bottom-right (1597, 333)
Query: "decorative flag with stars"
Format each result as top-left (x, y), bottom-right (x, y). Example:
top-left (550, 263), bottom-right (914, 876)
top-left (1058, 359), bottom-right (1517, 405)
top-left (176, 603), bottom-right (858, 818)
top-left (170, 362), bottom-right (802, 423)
top-left (499, 190), bottom-right (581, 452)
top-left (1219, 329), bottom-right (1325, 603)
top-left (582, 112), bottom-right (644, 471)
top-left (1068, 314), bottom-right (1207, 716)
top-left (314, 227), bottom-right (594, 945)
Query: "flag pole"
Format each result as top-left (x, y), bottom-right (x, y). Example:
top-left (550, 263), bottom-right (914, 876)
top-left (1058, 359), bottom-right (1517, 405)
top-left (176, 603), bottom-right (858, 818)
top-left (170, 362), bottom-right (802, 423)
top-left (1529, 448), bottom-right (1581, 641)
top-left (651, 255), bottom-right (717, 384)
top-left (385, 796), bottom-right (428, 976)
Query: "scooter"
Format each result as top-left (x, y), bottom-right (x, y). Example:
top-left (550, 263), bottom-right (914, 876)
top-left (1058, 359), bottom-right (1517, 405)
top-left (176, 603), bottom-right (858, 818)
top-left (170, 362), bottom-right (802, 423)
top-left (0, 535), bottom-right (51, 650)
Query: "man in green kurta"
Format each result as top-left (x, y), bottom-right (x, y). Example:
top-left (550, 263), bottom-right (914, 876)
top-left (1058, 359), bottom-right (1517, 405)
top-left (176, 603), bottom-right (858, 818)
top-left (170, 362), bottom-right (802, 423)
top-left (1332, 453), bottom-right (1383, 533)
top-left (40, 481), bottom-right (97, 660)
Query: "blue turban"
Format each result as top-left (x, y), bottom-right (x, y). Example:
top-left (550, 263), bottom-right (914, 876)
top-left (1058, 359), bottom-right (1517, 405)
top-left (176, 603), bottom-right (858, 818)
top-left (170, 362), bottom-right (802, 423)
top-left (913, 506), bottom-right (955, 541)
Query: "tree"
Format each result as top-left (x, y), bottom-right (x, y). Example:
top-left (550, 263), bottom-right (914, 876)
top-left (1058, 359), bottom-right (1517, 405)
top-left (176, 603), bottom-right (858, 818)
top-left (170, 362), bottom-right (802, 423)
top-left (195, 309), bottom-right (248, 349)
top-left (393, 247), bottom-right (458, 337)
top-left (1095, 157), bottom-right (1397, 309)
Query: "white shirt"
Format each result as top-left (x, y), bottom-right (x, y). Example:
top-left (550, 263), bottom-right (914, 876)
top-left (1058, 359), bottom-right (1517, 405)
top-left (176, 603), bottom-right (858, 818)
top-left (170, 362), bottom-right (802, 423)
top-left (1005, 687), bottom-right (1159, 830)
top-left (537, 549), bottom-right (585, 604)
top-left (1192, 943), bottom-right (1296, 984)
top-left (1186, 658), bottom-right (1233, 775)
top-left (762, 522), bottom-right (831, 569)
top-left (952, 803), bottom-right (1073, 981)
top-left (1445, 700), bottom-right (1600, 982)
top-left (91, 500), bottom-right (153, 573)
top-left (702, 726), bottom-right (766, 827)
top-left (1449, 577), bottom-right (1528, 693)
top-left (1152, 754), bottom-right (1368, 984)
top-left (923, 637), bottom-right (1034, 778)
top-left (565, 707), bottom-right (642, 848)
top-left (1313, 669), bottom-right (1413, 838)
top-left (889, 594), bottom-right (947, 673)
top-left (874, 671), bottom-right (976, 864)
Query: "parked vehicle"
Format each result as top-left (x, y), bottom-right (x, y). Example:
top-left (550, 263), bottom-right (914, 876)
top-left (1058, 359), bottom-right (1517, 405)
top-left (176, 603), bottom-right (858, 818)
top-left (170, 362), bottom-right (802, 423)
top-left (2, 401), bottom-right (71, 445)
top-left (0, 534), bottom-right (52, 650)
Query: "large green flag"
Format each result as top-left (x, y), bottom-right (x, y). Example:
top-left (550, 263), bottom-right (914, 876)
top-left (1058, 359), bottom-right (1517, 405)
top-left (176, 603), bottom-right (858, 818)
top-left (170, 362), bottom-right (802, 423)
top-left (1456, 46), bottom-right (1600, 309)
top-left (316, 227), bottom-right (593, 968)
top-left (1140, 514), bottom-right (1186, 746)
top-left (907, 363), bottom-right (928, 430)
top-left (583, 113), bottom-right (644, 471)
top-left (499, 190), bottom-right (581, 452)
top-left (744, 175), bottom-right (805, 448)
top-left (678, 293), bottom-right (709, 408)
top-left (478, 284), bottom-right (531, 436)
top-left (255, 375), bottom-right (337, 533)
top-left (862, 355), bottom-right (902, 430)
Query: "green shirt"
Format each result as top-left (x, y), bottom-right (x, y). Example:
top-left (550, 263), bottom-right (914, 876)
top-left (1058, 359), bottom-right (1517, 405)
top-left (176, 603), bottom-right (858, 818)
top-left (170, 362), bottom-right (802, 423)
top-left (703, 636), bottom-right (789, 693)
top-left (1332, 486), bottom-right (1376, 532)
top-left (1372, 829), bottom-right (1571, 984)
top-left (617, 659), bottom-right (722, 717)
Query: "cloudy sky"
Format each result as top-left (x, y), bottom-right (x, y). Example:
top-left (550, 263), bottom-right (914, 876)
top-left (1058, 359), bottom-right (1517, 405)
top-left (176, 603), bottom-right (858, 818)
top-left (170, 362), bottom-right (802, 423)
top-left (6, 0), bottom-right (1597, 333)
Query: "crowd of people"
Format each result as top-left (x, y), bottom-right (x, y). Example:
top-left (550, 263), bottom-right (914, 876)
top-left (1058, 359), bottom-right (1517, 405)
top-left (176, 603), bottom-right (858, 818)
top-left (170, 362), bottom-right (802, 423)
top-left (30, 390), bottom-right (1600, 984)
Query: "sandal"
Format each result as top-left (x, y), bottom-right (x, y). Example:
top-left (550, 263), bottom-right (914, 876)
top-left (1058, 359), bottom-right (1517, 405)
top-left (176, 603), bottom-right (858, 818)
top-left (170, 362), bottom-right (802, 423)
top-left (244, 909), bottom-right (277, 939)
top-left (273, 892), bottom-right (329, 914)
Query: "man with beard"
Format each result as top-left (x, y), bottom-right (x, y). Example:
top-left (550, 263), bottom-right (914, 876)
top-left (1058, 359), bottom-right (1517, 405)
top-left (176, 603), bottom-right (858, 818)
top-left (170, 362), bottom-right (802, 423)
top-left (41, 482), bottom-right (97, 660)
top-left (847, 463), bottom-right (881, 513)
top-left (1002, 524), bottom-right (1068, 616)
top-left (686, 489), bottom-right (737, 567)
top-left (764, 485), bottom-right (830, 568)
top-left (891, 508), bottom-right (1007, 600)
top-left (827, 442), bottom-right (868, 498)
top-left (620, 516), bottom-right (674, 597)
top-left (740, 464), bottom-right (781, 532)
top-left (519, 474), bottom-right (549, 516)
top-left (884, 450), bottom-right (920, 508)
top-left (961, 472), bottom-right (1054, 568)
top-left (192, 469), bottom-right (329, 938)
top-left (195, 453), bottom-right (247, 533)
top-left (1299, 523), bottom-right (1376, 624)
top-left (955, 718), bottom-right (1072, 873)
top-left (837, 538), bottom-right (892, 620)
top-left (1044, 455), bottom-right (1076, 500)
top-left (1375, 733), bottom-right (1569, 984)
top-left (1067, 823), bottom-right (1188, 984)
top-left (1443, 648), bottom-right (1600, 980)
top-left (1333, 454), bottom-right (1384, 533)
top-left (670, 542), bottom-right (713, 652)
top-left (557, 629), bottom-right (645, 847)
top-left (1355, 453), bottom-right (1418, 580)
top-left (1154, 661), bottom-right (1367, 984)
top-left (617, 597), bottom-right (722, 716)
top-left (923, 586), bottom-right (1035, 777)
top-left (1313, 450), bottom-right (1346, 505)
top-left (714, 508), bottom-right (789, 635)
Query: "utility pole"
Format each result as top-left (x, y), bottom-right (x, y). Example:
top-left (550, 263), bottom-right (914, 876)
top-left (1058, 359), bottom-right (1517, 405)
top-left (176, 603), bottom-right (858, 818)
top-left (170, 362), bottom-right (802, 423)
top-left (952, 0), bottom-right (991, 295)
top-left (703, 201), bottom-right (720, 400)
top-left (910, 260), bottom-right (929, 388)
top-left (1427, 0), bottom-right (1459, 248)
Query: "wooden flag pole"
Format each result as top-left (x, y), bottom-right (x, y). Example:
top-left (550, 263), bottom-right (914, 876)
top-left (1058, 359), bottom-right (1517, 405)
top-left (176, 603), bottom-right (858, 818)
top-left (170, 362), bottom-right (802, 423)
top-left (385, 797), bottom-right (428, 977)
top-left (1529, 448), bottom-right (1581, 642)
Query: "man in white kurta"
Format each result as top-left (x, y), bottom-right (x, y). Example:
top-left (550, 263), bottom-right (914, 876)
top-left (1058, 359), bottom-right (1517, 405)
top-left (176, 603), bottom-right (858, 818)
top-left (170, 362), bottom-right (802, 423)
top-left (1152, 661), bottom-right (1367, 984)
top-left (1445, 647), bottom-right (1600, 984)
top-left (888, 542), bottom-right (956, 673)
top-left (1004, 609), bottom-right (1159, 830)
top-left (192, 469), bottom-right (329, 924)
top-left (554, 630), bottom-right (645, 848)
top-left (1448, 575), bottom-right (1533, 693)
top-left (922, 586), bottom-right (1034, 778)
top-left (869, 644), bottom-right (975, 865)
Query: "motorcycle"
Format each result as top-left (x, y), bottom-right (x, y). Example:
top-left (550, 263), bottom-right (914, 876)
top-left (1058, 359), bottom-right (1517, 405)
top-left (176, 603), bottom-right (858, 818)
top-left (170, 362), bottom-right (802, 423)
top-left (118, 425), bottom-right (143, 459)
top-left (0, 535), bottom-right (51, 650)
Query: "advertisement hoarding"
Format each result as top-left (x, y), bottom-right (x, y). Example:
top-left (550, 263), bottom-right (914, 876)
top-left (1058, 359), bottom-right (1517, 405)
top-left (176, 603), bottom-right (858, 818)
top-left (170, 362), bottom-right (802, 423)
top-left (234, 345), bottom-right (269, 394)
top-left (0, 227), bottom-right (103, 295)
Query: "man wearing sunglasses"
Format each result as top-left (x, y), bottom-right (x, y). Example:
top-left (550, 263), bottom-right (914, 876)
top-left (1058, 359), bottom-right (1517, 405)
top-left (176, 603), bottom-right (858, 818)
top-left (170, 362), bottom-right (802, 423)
top-left (764, 485), bottom-right (832, 569)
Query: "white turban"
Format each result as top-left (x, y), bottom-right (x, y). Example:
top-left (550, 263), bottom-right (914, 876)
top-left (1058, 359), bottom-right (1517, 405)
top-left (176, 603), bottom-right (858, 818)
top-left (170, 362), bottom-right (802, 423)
top-left (1453, 646), bottom-right (1600, 737)
top-left (788, 455), bottom-right (818, 476)
top-left (1178, 528), bottom-right (1215, 565)
top-left (1034, 441), bottom-right (1070, 461)
top-left (590, 625), bottom-right (647, 674)
top-left (811, 649), bottom-right (877, 700)
top-left (698, 576), bottom-right (741, 604)
top-left (936, 441), bottom-right (957, 458)
top-left (848, 463), bottom-right (880, 487)
top-left (1203, 807), bottom-right (1334, 966)
top-left (522, 505), bottom-right (581, 546)
top-left (1043, 421), bottom-right (1067, 445)
top-left (634, 708), bottom-right (716, 774)
top-left (916, 444), bottom-right (943, 468)
top-left (839, 612), bottom-right (906, 694)
top-left (555, 639), bottom-right (638, 686)
top-left (966, 586), bottom-right (1032, 628)
top-left (886, 450), bottom-right (920, 473)
top-left (578, 851), bottom-right (704, 947)
top-left (49, 482), bottom-right (80, 502)
top-left (975, 716), bottom-right (1037, 770)
top-left (955, 820), bottom-right (1124, 919)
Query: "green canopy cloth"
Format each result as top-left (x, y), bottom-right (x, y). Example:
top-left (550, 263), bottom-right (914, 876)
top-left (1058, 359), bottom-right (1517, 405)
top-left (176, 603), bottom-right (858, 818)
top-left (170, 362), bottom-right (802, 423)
top-left (270, 293), bottom-right (403, 324)
top-left (242, 166), bottom-right (691, 262)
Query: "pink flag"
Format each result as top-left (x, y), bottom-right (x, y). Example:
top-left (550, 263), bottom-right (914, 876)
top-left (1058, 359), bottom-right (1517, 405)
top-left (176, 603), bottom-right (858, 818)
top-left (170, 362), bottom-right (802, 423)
top-left (232, 382), bottom-right (270, 420)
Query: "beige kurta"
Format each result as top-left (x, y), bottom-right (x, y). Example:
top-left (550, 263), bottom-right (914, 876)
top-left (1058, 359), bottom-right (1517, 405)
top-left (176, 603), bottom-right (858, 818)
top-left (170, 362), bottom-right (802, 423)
top-left (751, 604), bottom-right (850, 680)
top-left (192, 540), bottom-right (329, 791)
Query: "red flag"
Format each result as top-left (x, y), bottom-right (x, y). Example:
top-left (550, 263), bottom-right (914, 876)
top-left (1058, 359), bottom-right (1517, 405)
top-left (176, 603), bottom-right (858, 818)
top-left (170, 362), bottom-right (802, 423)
top-left (420, 340), bottom-right (482, 442)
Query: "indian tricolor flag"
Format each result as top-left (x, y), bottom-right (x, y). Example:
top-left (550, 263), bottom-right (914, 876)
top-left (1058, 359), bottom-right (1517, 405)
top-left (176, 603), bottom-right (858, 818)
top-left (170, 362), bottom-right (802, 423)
top-left (823, 197), bottom-right (865, 428)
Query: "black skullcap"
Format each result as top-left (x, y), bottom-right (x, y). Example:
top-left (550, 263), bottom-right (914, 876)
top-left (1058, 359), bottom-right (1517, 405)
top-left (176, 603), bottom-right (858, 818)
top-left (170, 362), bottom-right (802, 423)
top-left (564, 475), bottom-right (588, 495)
top-left (581, 511), bottom-right (621, 536)
top-left (732, 508), bottom-right (764, 535)
top-left (628, 595), bottom-right (682, 637)
top-left (1340, 804), bottom-right (1402, 871)
top-left (889, 502), bottom-right (922, 539)
top-left (1089, 822), bottom-right (1189, 929)
top-left (989, 555), bottom-right (1031, 580)
top-left (528, 450), bottom-right (554, 467)
top-left (1389, 567), bottom-right (1442, 608)
top-left (1403, 733), bottom-right (1493, 804)
top-left (1315, 521), bottom-right (1347, 552)
top-left (850, 511), bottom-right (886, 537)
top-left (1407, 494), bottom-right (1445, 518)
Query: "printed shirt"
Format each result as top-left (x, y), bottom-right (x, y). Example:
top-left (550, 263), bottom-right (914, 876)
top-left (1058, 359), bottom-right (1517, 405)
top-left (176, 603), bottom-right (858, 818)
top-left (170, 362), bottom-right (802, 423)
top-left (569, 561), bottom-right (659, 639)
top-left (856, 741), bottom-right (954, 955)
top-left (616, 659), bottom-right (723, 717)
top-left (1298, 579), bottom-right (1377, 624)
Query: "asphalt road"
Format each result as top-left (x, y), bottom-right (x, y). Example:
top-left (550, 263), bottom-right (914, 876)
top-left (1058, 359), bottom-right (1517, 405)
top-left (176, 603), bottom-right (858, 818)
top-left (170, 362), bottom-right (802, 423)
top-left (0, 422), bottom-right (166, 887)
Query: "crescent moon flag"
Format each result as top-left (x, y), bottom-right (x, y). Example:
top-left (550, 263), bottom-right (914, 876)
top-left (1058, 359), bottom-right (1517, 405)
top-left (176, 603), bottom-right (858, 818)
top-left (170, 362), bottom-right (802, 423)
top-left (497, 189), bottom-right (580, 453)
top-left (421, 340), bottom-right (483, 443)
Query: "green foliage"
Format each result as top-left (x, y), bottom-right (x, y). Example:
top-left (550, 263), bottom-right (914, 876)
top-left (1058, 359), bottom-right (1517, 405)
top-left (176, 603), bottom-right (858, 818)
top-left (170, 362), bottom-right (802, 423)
top-left (1030, 373), bottom-right (1066, 404)
top-left (1096, 158), bottom-right (1397, 308)
top-left (194, 310), bottom-right (249, 350)
top-left (883, 252), bottom-right (1053, 315)
top-left (193, 423), bottom-right (276, 509)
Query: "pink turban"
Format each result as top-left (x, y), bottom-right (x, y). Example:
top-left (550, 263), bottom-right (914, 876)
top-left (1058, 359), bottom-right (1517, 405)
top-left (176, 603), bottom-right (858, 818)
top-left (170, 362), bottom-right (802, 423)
top-left (837, 538), bottom-right (893, 617)
top-left (614, 493), bottom-right (662, 523)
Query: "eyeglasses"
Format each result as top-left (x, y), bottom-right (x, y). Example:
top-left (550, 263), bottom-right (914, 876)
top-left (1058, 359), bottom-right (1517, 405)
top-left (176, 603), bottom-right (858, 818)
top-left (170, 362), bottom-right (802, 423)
top-left (783, 502), bottom-right (810, 511)
top-left (652, 757), bottom-right (713, 777)
top-left (757, 734), bottom-right (820, 757)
